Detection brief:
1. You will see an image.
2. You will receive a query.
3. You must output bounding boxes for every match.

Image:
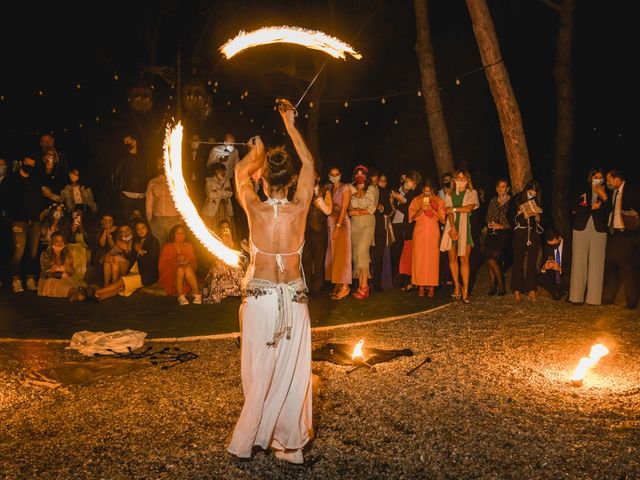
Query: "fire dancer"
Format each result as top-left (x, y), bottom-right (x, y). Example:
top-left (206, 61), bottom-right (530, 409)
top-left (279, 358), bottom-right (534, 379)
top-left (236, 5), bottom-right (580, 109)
top-left (227, 99), bottom-right (314, 465)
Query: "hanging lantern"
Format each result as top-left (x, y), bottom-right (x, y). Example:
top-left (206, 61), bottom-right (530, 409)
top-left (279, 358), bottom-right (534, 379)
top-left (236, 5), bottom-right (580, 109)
top-left (129, 79), bottom-right (153, 113)
top-left (184, 82), bottom-right (209, 117)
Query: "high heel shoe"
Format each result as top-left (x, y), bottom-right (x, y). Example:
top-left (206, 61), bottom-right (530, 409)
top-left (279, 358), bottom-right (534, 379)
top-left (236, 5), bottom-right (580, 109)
top-left (353, 286), bottom-right (370, 300)
top-left (332, 286), bottom-right (350, 300)
top-left (401, 283), bottom-right (414, 292)
top-left (451, 284), bottom-right (461, 300)
top-left (418, 286), bottom-right (425, 297)
top-left (461, 287), bottom-right (470, 304)
top-left (427, 287), bottom-right (435, 298)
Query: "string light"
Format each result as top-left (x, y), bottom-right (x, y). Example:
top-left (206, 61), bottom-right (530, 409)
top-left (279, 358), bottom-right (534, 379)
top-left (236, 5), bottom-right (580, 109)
top-left (207, 80), bottom-right (212, 86)
top-left (309, 101), bottom-right (314, 108)
top-left (335, 118), bottom-right (340, 124)
top-left (76, 84), bottom-right (81, 90)
top-left (38, 90), bottom-right (44, 96)
top-left (394, 119), bottom-right (398, 125)
top-left (114, 74), bottom-right (119, 81)
top-left (364, 120), bottom-right (369, 126)
top-left (0, 95), bottom-right (4, 101)
top-left (381, 97), bottom-right (386, 104)
top-left (111, 108), bottom-right (117, 114)
top-left (344, 101), bottom-right (349, 108)
top-left (244, 90), bottom-right (249, 97)
top-left (95, 116), bottom-right (100, 122)
top-left (214, 81), bottom-right (219, 87)
top-left (417, 90), bottom-right (422, 96)
top-left (78, 123), bottom-right (83, 128)
top-left (455, 79), bottom-right (461, 86)
top-left (227, 100), bottom-right (231, 106)
top-left (304, 114), bottom-right (308, 119)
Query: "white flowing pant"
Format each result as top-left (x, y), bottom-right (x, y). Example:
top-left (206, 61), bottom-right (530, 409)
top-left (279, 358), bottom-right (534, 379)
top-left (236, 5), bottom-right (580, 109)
top-left (227, 281), bottom-right (313, 458)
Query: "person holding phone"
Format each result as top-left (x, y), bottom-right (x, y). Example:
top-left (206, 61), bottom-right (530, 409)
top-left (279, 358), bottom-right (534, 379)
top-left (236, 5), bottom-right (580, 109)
top-left (568, 168), bottom-right (610, 305)
top-left (38, 231), bottom-right (85, 297)
top-left (539, 228), bottom-right (571, 300)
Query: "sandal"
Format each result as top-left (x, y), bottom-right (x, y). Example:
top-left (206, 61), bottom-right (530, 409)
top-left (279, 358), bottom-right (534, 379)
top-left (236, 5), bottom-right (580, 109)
top-left (418, 286), bottom-right (425, 297)
top-left (427, 287), bottom-right (435, 298)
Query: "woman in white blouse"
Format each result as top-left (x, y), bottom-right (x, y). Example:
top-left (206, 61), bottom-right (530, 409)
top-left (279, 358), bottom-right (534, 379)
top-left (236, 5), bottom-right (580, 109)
top-left (202, 162), bottom-right (234, 233)
top-left (349, 165), bottom-right (379, 299)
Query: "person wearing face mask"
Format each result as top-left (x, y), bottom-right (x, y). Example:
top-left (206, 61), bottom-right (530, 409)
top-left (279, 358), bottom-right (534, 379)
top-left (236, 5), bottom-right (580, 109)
top-left (114, 134), bottom-right (151, 224)
top-left (325, 166), bottom-right (353, 299)
top-left (568, 169), bottom-right (611, 305)
top-left (60, 168), bottom-right (97, 215)
top-left (4, 157), bottom-right (48, 292)
top-left (484, 179), bottom-right (512, 296)
top-left (202, 220), bottom-right (246, 304)
top-left (437, 172), bottom-right (455, 288)
top-left (101, 225), bottom-right (135, 287)
top-left (158, 224), bottom-right (200, 305)
top-left (202, 162), bottom-right (234, 235)
top-left (348, 165), bottom-right (379, 299)
top-left (510, 180), bottom-right (544, 302)
top-left (207, 133), bottom-right (240, 184)
top-left (146, 158), bottom-right (181, 246)
top-left (440, 169), bottom-right (479, 303)
top-left (602, 169), bottom-right (640, 309)
top-left (390, 170), bottom-right (422, 288)
top-left (37, 231), bottom-right (85, 297)
top-left (92, 221), bottom-right (160, 301)
top-left (371, 173), bottom-right (393, 291)
top-left (40, 203), bottom-right (71, 249)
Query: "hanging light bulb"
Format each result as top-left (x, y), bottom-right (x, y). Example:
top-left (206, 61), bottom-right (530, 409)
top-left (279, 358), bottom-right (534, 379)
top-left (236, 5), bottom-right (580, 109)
top-left (309, 101), bottom-right (314, 108)
top-left (344, 101), bottom-right (349, 108)
top-left (213, 88), bottom-right (217, 93)
top-left (239, 110), bottom-right (243, 115)
top-left (335, 118), bottom-right (340, 124)
top-left (169, 95), bottom-right (173, 100)
top-left (250, 118), bottom-right (254, 123)
top-left (240, 94), bottom-right (245, 100)
top-left (95, 116), bottom-right (100, 122)
top-left (273, 129), bottom-right (277, 133)
top-left (78, 123), bottom-right (83, 128)
top-left (381, 97), bottom-right (386, 104)
top-left (244, 90), bottom-right (249, 97)
top-left (364, 120), bottom-right (369, 126)
top-left (304, 114), bottom-right (308, 119)
top-left (114, 74), bottom-right (119, 81)
top-left (112, 108), bottom-right (117, 114)
top-left (0, 95), bottom-right (4, 101)
top-left (214, 81), bottom-right (219, 87)
top-left (207, 80), bottom-right (212, 86)
top-left (76, 84), bottom-right (81, 90)
top-left (394, 119), bottom-right (398, 125)
top-left (455, 78), bottom-right (461, 86)
top-left (227, 100), bottom-right (231, 106)
top-left (38, 90), bottom-right (44, 96)
top-left (417, 90), bottom-right (422, 96)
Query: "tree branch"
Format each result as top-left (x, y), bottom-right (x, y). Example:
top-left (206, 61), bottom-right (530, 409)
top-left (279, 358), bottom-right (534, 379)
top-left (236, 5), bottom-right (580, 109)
top-left (541, 0), bottom-right (561, 13)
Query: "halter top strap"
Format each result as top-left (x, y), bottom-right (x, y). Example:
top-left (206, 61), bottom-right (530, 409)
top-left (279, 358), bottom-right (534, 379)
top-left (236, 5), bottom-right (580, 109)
top-left (264, 196), bottom-right (289, 219)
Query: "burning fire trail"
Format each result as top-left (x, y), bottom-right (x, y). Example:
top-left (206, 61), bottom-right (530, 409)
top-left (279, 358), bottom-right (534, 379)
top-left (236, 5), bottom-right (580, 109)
top-left (220, 26), bottom-right (363, 60)
top-left (163, 123), bottom-right (242, 267)
top-left (570, 343), bottom-right (609, 386)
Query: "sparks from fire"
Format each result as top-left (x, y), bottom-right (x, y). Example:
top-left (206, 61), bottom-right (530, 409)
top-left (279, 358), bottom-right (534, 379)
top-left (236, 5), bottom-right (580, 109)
top-left (220, 26), bottom-right (363, 60)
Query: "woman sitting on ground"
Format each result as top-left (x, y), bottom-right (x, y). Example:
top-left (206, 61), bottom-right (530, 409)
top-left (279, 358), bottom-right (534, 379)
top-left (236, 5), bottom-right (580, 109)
top-left (93, 221), bottom-right (160, 301)
top-left (40, 203), bottom-right (70, 249)
top-left (202, 220), bottom-right (246, 304)
top-left (101, 224), bottom-right (134, 287)
top-left (158, 224), bottom-right (200, 305)
top-left (38, 231), bottom-right (85, 297)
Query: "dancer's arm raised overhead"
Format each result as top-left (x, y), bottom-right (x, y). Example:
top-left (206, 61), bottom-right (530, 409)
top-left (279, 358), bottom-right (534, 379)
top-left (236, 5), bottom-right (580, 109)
top-left (234, 135), bottom-right (265, 211)
top-left (277, 99), bottom-right (314, 208)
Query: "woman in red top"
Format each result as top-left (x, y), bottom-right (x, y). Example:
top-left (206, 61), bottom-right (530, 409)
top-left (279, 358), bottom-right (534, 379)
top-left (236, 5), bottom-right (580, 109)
top-left (158, 224), bottom-right (200, 305)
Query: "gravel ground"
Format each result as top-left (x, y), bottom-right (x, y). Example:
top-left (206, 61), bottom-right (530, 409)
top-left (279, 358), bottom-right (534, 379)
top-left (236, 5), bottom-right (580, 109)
top-left (1, 282), bottom-right (639, 479)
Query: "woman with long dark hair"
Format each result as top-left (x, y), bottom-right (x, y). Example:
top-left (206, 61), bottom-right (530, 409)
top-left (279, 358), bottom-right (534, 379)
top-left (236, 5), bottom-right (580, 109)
top-left (569, 168), bottom-right (610, 305)
top-left (510, 180), bottom-right (544, 301)
top-left (348, 165), bottom-right (378, 299)
top-left (484, 179), bottom-right (512, 295)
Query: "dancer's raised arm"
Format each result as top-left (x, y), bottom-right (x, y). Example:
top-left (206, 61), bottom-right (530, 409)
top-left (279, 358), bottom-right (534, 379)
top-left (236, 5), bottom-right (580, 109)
top-left (277, 99), bottom-right (314, 207)
top-left (234, 135), bottom-right (265, 210)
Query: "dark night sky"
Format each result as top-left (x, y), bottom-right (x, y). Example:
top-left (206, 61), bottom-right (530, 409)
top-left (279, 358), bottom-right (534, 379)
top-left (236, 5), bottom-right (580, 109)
top-left (0, 0), bottom-right (634, 195)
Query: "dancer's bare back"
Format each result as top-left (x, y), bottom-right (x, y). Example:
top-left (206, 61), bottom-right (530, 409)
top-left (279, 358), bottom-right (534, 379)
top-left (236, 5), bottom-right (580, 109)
top-left (235, 101), bottom-right (314, 284)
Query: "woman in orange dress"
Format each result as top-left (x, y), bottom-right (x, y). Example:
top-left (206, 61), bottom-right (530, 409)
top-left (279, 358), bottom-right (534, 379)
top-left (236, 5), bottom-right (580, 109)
top-left (409, 182), bottom-right (445, 297)
top-left (158, 224), bottom-right (200, 305)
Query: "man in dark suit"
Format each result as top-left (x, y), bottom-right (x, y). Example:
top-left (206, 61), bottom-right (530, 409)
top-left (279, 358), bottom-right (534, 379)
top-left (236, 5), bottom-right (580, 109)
top-left (539, 228), bottom-right (571, 300)
top-left (603, 169), bottom-right (640, 309)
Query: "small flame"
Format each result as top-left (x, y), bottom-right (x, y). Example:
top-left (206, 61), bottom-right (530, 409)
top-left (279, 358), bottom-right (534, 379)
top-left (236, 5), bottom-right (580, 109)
top-left (220, 26), bottom-right (363, 60)
top-left (163, 123), bottom-right (241, 266)
top-left (352, 340), bottom-right (364, 361)
top-left (570, 343), bottom-right (609, 383)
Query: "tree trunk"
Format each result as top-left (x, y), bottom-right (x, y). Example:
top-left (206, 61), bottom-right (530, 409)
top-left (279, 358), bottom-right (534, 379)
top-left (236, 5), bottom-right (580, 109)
top-left (465, 0), bottom-right (532, 193)
top-left (551, 0), bottom-right (575, 238)
top-left (413, 0), bottom-right (455, 179)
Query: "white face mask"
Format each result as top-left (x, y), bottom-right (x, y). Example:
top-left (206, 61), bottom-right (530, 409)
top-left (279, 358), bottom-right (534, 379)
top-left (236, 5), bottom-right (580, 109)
top-left (456, 180), bottom-right (467, 191)
top-left (53, 211), bottom-right (63, 220)
top-left (224, 144), bottom-right (234, 153)
top-left (527, 192), bottom-right (536, 199)
top-left (592, 178), bottom-right (603, 186)
top-left (122, 234), bottom-right (133, 242)
top-left (313, 185), bottom-right (320, 195)
top-left (329, 175), bottom-right (341, 184)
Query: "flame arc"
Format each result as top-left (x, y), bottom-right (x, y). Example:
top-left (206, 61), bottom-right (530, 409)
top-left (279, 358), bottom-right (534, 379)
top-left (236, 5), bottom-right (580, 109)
top-left (163, 123), bottom-right (242, 267)
top-left (220, 26), bottom-right (362, 60)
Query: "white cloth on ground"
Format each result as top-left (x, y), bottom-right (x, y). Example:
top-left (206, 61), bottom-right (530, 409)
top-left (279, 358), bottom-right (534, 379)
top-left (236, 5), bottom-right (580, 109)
top-left (66, 329), bottom-right (147, 356)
